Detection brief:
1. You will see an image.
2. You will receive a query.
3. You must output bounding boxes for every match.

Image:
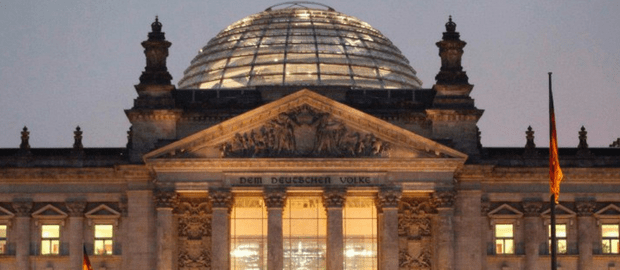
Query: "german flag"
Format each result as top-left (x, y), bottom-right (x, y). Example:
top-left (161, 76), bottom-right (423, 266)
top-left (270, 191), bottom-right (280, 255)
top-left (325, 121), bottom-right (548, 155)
top-left (83, 245), bottom-right (93, 270)
top-left (549, 73), bottom-right (563, 204)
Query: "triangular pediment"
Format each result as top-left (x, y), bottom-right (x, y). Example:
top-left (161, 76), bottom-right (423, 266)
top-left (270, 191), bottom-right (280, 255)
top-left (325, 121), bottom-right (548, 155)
top-left (32, 204), bottom-right (68, 219)
top-left (595, 204), bottom-right (620, 218)
top-left (0, 206), bottom-right (14, 219)
top-left (145, 89), bottom-right (467, 161)
top-left (488, 204), bottom-right (523, 218)
top-left (85, 204), bottom-right (121, 219)
top-left (542, 204), bottom-right (576, 218)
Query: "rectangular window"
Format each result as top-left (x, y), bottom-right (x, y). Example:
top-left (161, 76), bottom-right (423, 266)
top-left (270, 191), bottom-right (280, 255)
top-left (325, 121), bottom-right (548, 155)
top-left (602, 224), bottom-right (620, 254)
top-left (94, 225), bottom-right (114, 255)
top-left (283, 196), bottom-right (326, 270)
top-left (41, 225), bottom-right (60, 255)
top-left (548, 224), bottom-right (567, 254)
top-left (343, 197), bottom-right (377, 269)
top-left (0, 225), bottom-right (6, 255)
top-left (495, 224), bottom-right (514, 254)
top-left (230, 196), bottom-right (267, 270)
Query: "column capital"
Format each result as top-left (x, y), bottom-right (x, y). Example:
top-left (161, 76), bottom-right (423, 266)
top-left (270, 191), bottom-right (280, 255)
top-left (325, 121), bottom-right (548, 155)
top-left (66, 201), bottom-right (87, 217)
top-left (377, 186), bottom-right (402, 209)
top-left (576, 200), bottom-right (596, 216)
top-left (432, 189), bottom-right (456, 208)
top-left (209, 188), bottom-right (233, 210)
top-left (522, 201), bottom-right (543, 217)
top-left (12, 201), bottom-right (33, 217)
top-left (323, 187), bottom-right (346, 208)
top-left (154, 189), bottom-right (178, 209)
top-left (263, 187), bottom-right (287, 208)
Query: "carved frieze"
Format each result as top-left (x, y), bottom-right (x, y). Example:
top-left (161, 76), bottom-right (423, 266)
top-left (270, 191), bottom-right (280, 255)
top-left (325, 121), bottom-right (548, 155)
top-left (12, 201), bottom-right (32, 217)
top-left (176, 197), bottom-right (211, 239)
top-left (399, 246), bottom-right (432, 269)
top-left (398, 197), bottom-right (435, 237)
top-left (219, 105), bottom-right (390, 158)
top-left (178, 241), bottom-right (211, 269)
top-left (209, 188), bottom-right (233, 210)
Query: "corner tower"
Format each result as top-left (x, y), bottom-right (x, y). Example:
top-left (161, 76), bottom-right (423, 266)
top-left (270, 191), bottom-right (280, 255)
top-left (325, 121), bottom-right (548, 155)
top-left (427, 16), bottom-right (483, 155)
top-left (126, 17), bottom-right (180, 162)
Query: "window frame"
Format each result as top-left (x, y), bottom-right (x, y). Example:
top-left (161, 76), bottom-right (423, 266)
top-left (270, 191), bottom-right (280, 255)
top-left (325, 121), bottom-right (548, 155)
top-left (601, 224), bottom-right (619, 254)
top-left (40, 224), bottom-right (61, 255)
top-left (494, 223), bottom-right (515, 255)
top-left (0, 224), bottom-right (7, 255)
top-left (84, 204), bottom-right (121, 256)
top-left (93, 224), bottom-right (115, 255)
top-left (548, 223), bottom-right (568, 255)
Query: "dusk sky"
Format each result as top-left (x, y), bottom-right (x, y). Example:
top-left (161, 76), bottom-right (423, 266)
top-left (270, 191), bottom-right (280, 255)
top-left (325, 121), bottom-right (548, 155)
top-left (1, 1), bottom-right (618, 148)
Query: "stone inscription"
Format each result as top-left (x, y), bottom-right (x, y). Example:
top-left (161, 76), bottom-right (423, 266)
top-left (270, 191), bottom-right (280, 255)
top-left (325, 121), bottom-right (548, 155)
top-left (232, 174), bottom-right (381, 186)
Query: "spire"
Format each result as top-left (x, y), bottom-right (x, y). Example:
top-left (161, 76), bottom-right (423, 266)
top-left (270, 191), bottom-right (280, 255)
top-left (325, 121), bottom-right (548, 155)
top-left (73, 126), bottom-right (83, 150)
top-left (523, 126), bottom-right (538, 157)
top-left (435, 16), bottom-right (469, 85)
top-left (576, 126), bottom-right (592, 157)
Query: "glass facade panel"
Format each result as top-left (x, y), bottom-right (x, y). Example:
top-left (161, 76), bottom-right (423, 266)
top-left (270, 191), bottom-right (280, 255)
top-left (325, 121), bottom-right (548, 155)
top-left (231, 196), bottom-right (268, 270)
top-left (283, 196), bottom-right (326, 270)
top-left (41, 225), bottom-right (60, 255)
top-left (602, 224), bottom-right (620, 254)
top-left (343, 197), bottom-right (377, 270)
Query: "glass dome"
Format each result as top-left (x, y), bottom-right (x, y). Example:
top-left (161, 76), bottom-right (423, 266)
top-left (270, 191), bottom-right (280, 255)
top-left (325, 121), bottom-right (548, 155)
top-left (178, 2), bottom-right (423, 90)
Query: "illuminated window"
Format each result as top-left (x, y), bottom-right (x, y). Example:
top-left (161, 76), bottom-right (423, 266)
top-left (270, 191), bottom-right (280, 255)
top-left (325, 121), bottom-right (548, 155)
top-left (94, 225), bottom-right (114, 255)
top-left (494, 224), bottom-right (514, 254)
top-left (230, 196), bottom-right (267, 270)
top-left (602, 224), bottom-right (619, 254)
top-left (41, 225), bottom-right (60, 255)
top-left (548, 224), bottom-right (567, 254)
top-left (0, 225), bottom-right (6, 255)
top-left (283, 196), bottom-right (326, 270)
top-left (343, 197), bottom-right (377, 269)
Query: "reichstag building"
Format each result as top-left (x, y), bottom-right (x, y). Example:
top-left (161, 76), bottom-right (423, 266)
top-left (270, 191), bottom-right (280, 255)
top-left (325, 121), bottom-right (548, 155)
top-left (1, 2), bottom-right (619, 270)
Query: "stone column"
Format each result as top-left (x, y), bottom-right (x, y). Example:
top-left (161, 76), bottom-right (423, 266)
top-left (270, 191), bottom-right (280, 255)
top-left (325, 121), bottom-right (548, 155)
top-left (155, 190), bottom-right (177, 270)
top-left (434, 190), bottom-right (456, 270)
top-left (377, 187), bottom-right (402, 270)
top-left (454, 190), bottom-right (483, 270)
top-left (66, 200), bottom-right (87, 270)
top-left (12, 201), bottom-right (32, 270)
top-left (576, 201), bottom-right (596, 270)
top-left (264, 188), bottom-right (286, 270)
top-left (522, 201), bottom-right (543, 270)
top-left (323, 188), bottom-right (346, 270)
top-left (210, 188), bottom-right (233, 270)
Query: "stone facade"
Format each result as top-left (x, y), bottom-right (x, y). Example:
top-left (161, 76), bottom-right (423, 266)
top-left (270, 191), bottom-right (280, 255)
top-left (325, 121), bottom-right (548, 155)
top-left (0, 4), bottom-right (619, 270)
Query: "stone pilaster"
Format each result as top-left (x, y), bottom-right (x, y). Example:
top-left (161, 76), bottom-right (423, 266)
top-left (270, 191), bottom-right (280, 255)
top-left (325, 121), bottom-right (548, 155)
top-left (125, 190), bottom-right (156, 270)
top-left (67, 200), bottom-right (87, 270)
top-left (155, 190), bottom-right (177, 270)
top-left (377, 187), bottom-right (402, 270)
top-left (12, 201), bottom-right (32, 270)
top-left (433, 190), bottom-right (456, 270)
top-left (264, 187), bottom-right (286, 270)
top-left (323, 187), bottom-right (346, 270)
top-left (209, 188), bottom-right (233, 270)
top-left (454, 190), bottom-right (482, 270)
top-left (522, 201), bottom-right (543, 270)
top-left (576, 201), bottom-right (596, 270)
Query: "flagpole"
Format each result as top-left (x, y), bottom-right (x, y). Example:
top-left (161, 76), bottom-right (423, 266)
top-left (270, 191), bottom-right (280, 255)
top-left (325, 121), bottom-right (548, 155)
top-left (549, 72), bottom-right (558, 270)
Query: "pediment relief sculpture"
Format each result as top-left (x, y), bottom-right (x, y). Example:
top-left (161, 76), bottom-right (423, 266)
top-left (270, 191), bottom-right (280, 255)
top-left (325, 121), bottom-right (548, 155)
top-left (219, 105), bottom-right (390, 158)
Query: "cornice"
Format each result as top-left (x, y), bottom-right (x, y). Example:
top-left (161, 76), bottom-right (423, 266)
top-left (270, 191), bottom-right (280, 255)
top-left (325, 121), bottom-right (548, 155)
top-left (425, 109), bottom-right (483, 122)
top-left (147, 158), bottom-right (465, 173)
top-left (458, 165), bottom-right (620, 182)
top-left (0, 165), bottom-right (150, 182)
top-left (125, 109), bottom-right (182, 121)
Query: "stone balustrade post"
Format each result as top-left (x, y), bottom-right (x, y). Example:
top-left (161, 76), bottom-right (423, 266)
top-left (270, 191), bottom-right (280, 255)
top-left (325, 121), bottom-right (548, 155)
top-left (323, 187), bottom-right (346, 270)
top-left (377, 186), bottom-right (402, 270)
top-left (576, 201), bottom-right (596, 270)
top-left (155, 189), bottom-right (177, 270)
top-left (264, 187), bottom-right (286, 270)
top-left (12, 201), bottom-right (32, 270)
top-left (433, 190), bottom-right (456, 270)
top-left (66, 200), bottom-right (87, 270)
top-left (522, 201), bottom-right (543, 270)
top-left (209, 188), bottom-right (233, 270)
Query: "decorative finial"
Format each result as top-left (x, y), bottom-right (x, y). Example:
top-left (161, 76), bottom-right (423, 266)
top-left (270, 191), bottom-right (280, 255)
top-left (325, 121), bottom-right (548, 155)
top-left (445, 15), bottom-right (456, 33)
top-left (151, 16), bottom-right (162, 33)
top-left (576, 126), bottom-right (592, 157)
top-left (20, 126), bottom-right (30, 150)
top-left (610, 138), bottom-right (620, 148)
top-left (73, 126), bottom-right (83, 150)
top-left (525, 126), bottom-right (535, 149)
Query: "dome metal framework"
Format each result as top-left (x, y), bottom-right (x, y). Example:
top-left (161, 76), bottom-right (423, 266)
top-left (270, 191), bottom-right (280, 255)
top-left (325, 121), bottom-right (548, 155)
top-left (178, 3), bottom-right (423, 90)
